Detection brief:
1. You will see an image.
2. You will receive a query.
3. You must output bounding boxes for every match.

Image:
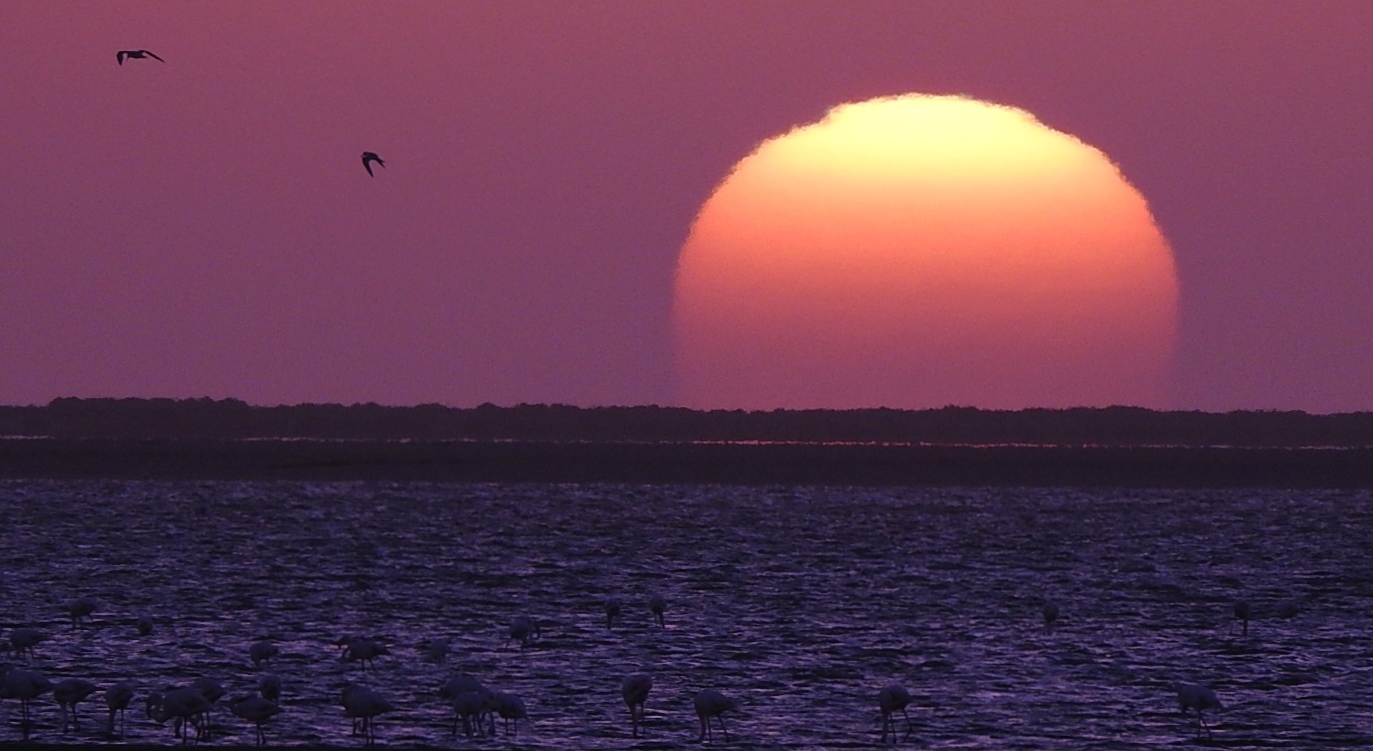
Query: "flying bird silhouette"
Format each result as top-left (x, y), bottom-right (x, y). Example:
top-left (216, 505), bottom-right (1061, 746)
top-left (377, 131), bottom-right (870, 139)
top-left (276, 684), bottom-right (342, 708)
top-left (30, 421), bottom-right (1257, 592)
top-left (361, 152), bottom-right (385, 177)
top-left (117, 50), bottom-right (164, 65)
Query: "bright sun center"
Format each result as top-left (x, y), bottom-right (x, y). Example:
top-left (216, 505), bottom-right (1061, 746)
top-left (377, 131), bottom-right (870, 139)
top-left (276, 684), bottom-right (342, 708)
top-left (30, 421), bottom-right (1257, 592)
top-left (672, 94), bottom-right (1180, 410)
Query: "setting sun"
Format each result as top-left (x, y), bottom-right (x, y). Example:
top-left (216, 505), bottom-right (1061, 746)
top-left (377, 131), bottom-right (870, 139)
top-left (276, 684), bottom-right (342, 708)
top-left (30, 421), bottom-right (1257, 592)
top-left (673, 94), bottom-right (1180, 410)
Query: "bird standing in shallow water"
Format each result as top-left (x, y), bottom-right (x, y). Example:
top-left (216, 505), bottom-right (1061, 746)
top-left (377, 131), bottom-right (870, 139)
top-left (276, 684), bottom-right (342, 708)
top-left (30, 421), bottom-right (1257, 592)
top-left (622, 674), bottom-right (652, 738)
top-left (491, 692), bottom-right (526, 736)
top-left (104, 682), bottom-right (134, 736)
top-left (341, 685), bottom-right (393, 745)
top-left (507, 617), bottom-right (540, 648)
top-left (53, 678), bottom-right (99, 731)
top-left (68, 596), bottom-right (97, 627)
top-left (1042, 600), bottom-right (1060, 634)
top-left (117, 49), bottom-right (164, 65)
top-left (1177, 684), bottom-right (1222, 739)
top-left (361, 152), bottom-right (385, 177)
top-left (604, 597), bottom-right (622, 629)
top-left (694, 689), bottom-right (735, 742)
top-left (2, 668), bottom-right (53, 739)
top-left (249, 640), bottom-right (278, 668)
top-left (877, 684), bottom-right (913, 743)
top-left (10, 628), bottom-right (45, 660)
top-left (229, 695), bottom-right (282, 747)
top-left (1233, 600), bottom-right (1252, 635)
top-left (649, 594), bottom-right (667, 628)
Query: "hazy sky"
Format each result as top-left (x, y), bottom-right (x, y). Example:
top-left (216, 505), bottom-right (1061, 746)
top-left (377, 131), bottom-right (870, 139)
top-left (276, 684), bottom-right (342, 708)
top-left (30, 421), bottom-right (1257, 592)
top-left (3, 2), bottom-right (1371, 412)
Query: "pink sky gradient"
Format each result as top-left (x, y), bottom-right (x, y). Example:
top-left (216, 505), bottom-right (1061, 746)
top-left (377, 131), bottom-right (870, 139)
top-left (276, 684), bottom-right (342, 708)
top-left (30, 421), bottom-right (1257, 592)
top-left (3, 1), bottom-right (1372, 411)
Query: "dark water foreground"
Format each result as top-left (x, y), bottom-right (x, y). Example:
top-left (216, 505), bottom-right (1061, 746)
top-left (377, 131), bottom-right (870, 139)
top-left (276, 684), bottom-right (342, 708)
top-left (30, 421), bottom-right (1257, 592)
top-left (1, 481), bottom-right (1371, 749)
top-left (3, 439), bottom-right (1373, 486)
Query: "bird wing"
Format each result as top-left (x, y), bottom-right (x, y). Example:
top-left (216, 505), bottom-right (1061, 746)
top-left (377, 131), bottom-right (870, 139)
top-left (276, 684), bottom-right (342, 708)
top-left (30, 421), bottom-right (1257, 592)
top-left (146, 51), bottom-right (165, 62)
top-left (117, 51), bottom-right (127, 65)
top-left (364, 160), bottom-right (375, 177)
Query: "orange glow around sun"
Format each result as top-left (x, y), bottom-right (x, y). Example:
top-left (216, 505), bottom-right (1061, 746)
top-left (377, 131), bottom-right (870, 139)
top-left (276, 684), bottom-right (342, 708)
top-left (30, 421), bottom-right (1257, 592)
top-left (673, 94), bottom-right (1179, 410)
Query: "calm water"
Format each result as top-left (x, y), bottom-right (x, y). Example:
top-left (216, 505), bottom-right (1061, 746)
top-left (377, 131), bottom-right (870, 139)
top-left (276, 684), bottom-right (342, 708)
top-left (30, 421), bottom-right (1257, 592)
top-left (0, 481), bottom-right (1371, 748)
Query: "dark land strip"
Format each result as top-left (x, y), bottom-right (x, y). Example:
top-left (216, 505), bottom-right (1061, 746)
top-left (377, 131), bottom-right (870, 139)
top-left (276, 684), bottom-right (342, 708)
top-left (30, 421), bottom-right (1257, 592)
top-left (1, 438), bottom-right (1371, 487)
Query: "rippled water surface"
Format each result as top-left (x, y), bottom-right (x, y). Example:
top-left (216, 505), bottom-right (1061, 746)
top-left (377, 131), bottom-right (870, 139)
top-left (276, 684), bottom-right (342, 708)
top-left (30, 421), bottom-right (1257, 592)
top-left (1, 481), bottom-right (1372, 749)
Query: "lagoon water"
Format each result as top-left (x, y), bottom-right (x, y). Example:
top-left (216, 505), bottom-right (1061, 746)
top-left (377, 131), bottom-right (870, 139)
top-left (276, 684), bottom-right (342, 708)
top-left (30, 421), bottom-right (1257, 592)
top-left (1, 481), bottom-right (1371, 748)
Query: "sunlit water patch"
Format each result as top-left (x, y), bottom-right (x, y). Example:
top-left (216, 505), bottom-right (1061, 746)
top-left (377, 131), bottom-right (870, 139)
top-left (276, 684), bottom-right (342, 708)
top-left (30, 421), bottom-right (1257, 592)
top-left (0, 482), bottom-right (1370, 749)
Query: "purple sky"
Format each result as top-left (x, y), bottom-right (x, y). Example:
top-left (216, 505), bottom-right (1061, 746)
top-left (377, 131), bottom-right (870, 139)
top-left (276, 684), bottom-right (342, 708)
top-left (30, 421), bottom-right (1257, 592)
top-left (3, 2), bottom-right (1372, 412)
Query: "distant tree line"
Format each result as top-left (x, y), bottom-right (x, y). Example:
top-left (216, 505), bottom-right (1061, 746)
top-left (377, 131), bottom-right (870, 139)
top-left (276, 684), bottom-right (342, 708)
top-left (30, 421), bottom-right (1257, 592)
top-left (1, 397), bottom-right (1372, 447)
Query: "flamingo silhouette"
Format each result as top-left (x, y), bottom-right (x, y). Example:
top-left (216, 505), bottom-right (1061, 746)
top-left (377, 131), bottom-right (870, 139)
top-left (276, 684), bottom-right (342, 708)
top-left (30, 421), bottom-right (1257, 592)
top-left (418, 638), bottom-right (450, 663)
top-left (104, 682), bottom-right (135, 736)
top-left (10, 628), bottom-right (45, 660)
top-left (1041, 600), bottom-right (1060, 634)
top-left (604, 597), bottom-right (622, 629)
top-left (339, 637), bottom-right (388, 669)
top-left (135, 616), bottom-right (154, 637)
top-left (507, 617), bottom-right (540, 648)
top-left (229, 695), bottom-right (282, 746)
top-left (1177, 684), bottom-right (1222, 739)
top-left (68, 596), bottom-right (97, 627)
top-left (649, 594), bottom-right (667, 628)
top-left (117, 50), bottom-right (164, 65)
top-left (53, 678), bottom-right (99, 731)
top-left (621, 674), bottom-right (652, 737)
top-left (1232, 600), bottom-right (1252, 635)
top-left (694, 689), bottom-right (736, 742)
top-left (491, 692), bottom-right (526, 736)
top-left (146, 686), bottom-right (211, 744)
top-left (2, 668), bottom-right (53, 739)
top-left (877, 684), bottom-right (913, 743)
top-left (342, 685), bottom-right (394, 745)
top-left (258, 674), bottom-right (282, 703)
top-left (249, 641), bottom-right (278, 667)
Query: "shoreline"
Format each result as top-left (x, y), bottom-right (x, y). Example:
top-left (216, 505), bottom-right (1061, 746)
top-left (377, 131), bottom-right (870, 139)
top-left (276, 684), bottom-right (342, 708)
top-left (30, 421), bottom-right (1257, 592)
top-left (1, 438), bottom-right (1371, 487)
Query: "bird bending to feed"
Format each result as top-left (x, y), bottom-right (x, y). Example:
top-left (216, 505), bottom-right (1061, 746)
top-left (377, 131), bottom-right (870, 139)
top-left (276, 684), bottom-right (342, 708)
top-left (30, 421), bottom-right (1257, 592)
top-left (1042, 599), bottom-right (1059, 634)
top-left (53, 678), bottom-right (99, 731)
top-left (10, 627), bottom-right (46, 660)
top-left (1177, 684), bottom-right (1222, 739)
top-left (1, 668), bottom-right (53, 739)
top-left (258, 674), bottom-right (282, 703)
top-left (339, 636), bottom-right (389, 669)
top-left (361, 151), bottom-right (385, 176)
top-left (649, 594), bottom-right (667, 628)
top-left (877, 684), bottom-right (913, 743)
top-left (622, 674), bottom-right (652, 738)
top-left (418, 638), bottom-right (450, 663)
top-left (604, 597), bottom-right (623, 629)
top-left (507, 617), bottom-right (540, 648)
top-left (341, 684), bottom-right (394, 745)
top-left (249, 640), bottom-right (278, 667)
top-left (491, 692), bottom-right (526, 736)
top-left (117, 49), bottom-right (164, 65)
top-left (69, 596), bottom-right (97, 627)
top-left (105, 682), bottom-right (135, 736)
top-left (146, 686), bottom-right (211, 743)
top-left (1233, 600), bottom-right (1252, 635)
top-left (694, 689), bottom-right (736, 742)
top-left (229, 695), bottom-right (282, 747)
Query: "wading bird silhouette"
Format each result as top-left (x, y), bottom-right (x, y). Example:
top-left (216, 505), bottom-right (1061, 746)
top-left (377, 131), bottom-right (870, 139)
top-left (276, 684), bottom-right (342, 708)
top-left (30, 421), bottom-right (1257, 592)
top-left (117, 49), bottom-right (164, 65)
top-left (622, 674), bottom-right (652, 738)
top-left (1232, 600), bottom-right (1252, 635)
top-left (694, 689), bottom-right (735, 742)
top-left (53, 678), bottom-right (99, 731)
top-left (507, 617), bottom-right (540, 648)
top-left (229, 694), bottom-right (282, 747)
top-left (258, 674), bottom-right (282, 703)
top-left (10, 628), bottom-right (45, 660)
top-left (361, 152), bottom-right (385, 177)
top-left (146, 686), bottom-right (211, 744)
top-left (604, 597), bottom-right (622, 629)
top-left (649, 594), bottom-right (667, 628)
top-left (341, 684), bottom-right (394, 745)
top-left (491, 692), bottom-right (526, 736)
top-left (2, 668), bottom-right (53, 739)
top-left (418, 638), bottom-right (450, 663)
top-left (249, 641), bottom-right (278, 667)
top-left (339, 637), bottom-right (389, 669)
top-left (68, 597), bottom-right (98, 627)
top-left (135, 615), bottom-right (154, 636)
top-left (1177, 684), bottom-right (1222, 739)
top-left (877, 684), bottom-right (913, 743)
top-left (1042, 600), bottom-right (1060, 634)
top-left (104, 682), bottom-right (134, 736)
